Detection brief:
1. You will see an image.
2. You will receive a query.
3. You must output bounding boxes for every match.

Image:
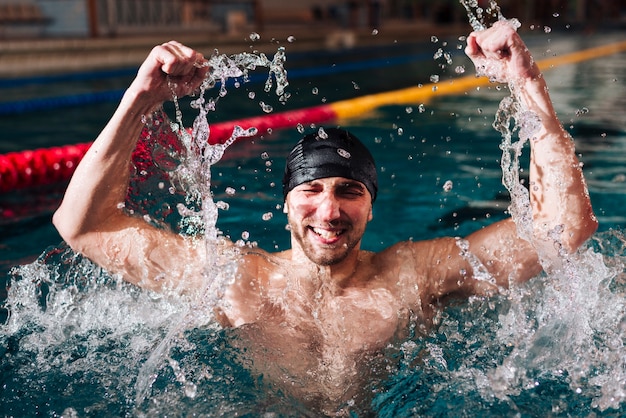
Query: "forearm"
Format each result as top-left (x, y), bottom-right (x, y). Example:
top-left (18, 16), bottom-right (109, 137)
top-left (518, 76), bottom-right (598, 252)
top-left (53, 89), bottom-right (159, 242)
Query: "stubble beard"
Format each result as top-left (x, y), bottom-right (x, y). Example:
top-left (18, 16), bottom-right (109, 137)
top-left (289, 218), bottom-right (362, 266)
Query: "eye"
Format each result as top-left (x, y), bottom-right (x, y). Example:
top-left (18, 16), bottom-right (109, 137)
top-left (338, 183), bottom-right (365, 197)
top-left (296, 182), bottom-right (322, 194)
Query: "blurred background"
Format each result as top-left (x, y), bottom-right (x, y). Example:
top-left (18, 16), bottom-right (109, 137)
top-left (0, 0), bottom-right (625, 77)
top-left (0, 0), bottom-right (624, 39)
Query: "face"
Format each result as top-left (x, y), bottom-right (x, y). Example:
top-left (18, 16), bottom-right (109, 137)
top-left (285, 177), bottom-right (373, 266)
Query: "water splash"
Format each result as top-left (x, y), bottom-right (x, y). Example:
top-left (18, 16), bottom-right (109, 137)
top-left (452, 1), bottom-right (626, 412)
top-left (459, 0), bottom-right (505, 31)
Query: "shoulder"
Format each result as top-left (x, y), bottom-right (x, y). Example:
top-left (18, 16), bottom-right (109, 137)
top-left (373, 237), bottom-right (462, 270)
top-left (370, 238), bottom-right (462, 302)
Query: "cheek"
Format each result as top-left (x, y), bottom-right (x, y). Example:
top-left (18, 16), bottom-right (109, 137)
top-left (285, 199), bottom-right (314, 219)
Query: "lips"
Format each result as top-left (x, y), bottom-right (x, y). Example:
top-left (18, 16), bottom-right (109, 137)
top-left (309, 226), bottom-right (345, 243)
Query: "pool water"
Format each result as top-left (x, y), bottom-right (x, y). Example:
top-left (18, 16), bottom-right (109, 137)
top-left (2, 28), bottom-right (626, 416)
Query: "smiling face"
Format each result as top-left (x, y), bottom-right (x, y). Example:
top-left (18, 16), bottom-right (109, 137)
top-left (285, 177), bottom-right (373, 266)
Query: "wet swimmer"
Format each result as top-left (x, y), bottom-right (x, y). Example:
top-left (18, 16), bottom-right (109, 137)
top-left (53, 24), bottom-right (598, 413)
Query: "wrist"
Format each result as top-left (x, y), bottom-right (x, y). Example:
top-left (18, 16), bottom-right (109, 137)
top-left (121, 87), bottom-right (165, 118)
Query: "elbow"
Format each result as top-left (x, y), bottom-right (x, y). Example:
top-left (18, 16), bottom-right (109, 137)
top-left (562, 213), bottom-right (599, 254)
top-left (52, 205), bottom-right (87, 250)
top-left (52, 206), bottom-right (75, 245)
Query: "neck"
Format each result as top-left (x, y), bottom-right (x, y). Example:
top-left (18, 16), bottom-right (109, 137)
top-left (290, 243), bottom-right (362, 289)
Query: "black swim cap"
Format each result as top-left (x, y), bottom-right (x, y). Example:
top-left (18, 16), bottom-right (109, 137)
top-left (282, 127), bottom-right (378, 202)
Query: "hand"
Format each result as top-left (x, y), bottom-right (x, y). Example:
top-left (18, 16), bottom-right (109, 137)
top-left (128, 41), bottom-right (210, 107)
top-left (465, 20), bottom-right (540, 85)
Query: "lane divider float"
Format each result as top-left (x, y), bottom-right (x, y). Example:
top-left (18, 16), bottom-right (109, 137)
top-left (1, 39), bottom-right (626, 193)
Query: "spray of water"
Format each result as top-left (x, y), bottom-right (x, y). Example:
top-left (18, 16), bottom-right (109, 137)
top-left (1, 43), bottom-right (290, 413)
top-left (132, 45), bottom-right (290, 407)
top-left (459, 0), bottom-right (504, 31)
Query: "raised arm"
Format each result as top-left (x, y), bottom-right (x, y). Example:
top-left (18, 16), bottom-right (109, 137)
top-left (53, 41), bottom-right (211, 292)
top-left (426, 22), bottom-right (597, 298)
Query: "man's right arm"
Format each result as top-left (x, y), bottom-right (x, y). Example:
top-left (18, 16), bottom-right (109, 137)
top-left (53, 41), bottom-right (210, 292)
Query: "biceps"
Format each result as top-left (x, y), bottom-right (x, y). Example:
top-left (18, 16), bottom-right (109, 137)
top-left (464, 219), bottom-right (542, 287)
top-left (77, 216), bottom-right (205, 292)
top-left (426, 220), bottom-right (542, 300)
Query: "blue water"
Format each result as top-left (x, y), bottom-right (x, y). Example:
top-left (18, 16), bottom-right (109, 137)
top-left (2, 28), bottom-right (626, 416)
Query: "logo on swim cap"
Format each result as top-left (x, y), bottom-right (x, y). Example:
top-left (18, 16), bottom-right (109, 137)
top-left (337, 148), bottom-right (351, 159)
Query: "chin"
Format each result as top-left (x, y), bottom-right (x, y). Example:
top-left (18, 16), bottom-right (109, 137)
top-left (306, 249), bottom-right (350, 266)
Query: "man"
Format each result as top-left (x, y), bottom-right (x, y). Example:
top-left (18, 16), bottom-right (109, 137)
top-left (53, 22), bottom-right (597, 414)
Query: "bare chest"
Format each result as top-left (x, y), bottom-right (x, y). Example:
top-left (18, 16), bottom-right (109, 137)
top-left (261, 285), bottom-right (409, 355)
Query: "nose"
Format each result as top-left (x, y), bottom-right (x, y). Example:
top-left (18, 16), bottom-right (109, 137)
top-left (316, 192), bottom-right (341, 221)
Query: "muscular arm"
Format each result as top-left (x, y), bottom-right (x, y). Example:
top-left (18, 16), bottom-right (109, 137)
top-left (53, 41), bottom-right (211, 292)
top-left (426, 22), bottom-right (597, 298)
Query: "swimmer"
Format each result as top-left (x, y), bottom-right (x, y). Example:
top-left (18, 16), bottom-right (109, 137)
top-left (53, 22), bottom-right (597, 413)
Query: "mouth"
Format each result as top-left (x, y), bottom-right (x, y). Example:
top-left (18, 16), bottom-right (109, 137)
top-left (309, 226), bottom-right (345, 243)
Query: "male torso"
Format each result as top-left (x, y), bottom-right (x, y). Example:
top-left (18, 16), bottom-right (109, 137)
top-left (219, 243), bottom-right (435, 411)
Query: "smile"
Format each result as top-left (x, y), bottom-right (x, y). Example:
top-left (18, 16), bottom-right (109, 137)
top-left (310, 226), bottom-right (344, 241)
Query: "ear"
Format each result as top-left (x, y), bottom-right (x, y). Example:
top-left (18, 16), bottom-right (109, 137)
top-left (283, 201), bottom-right (289, 214)
top-left (367, 206), bottom-right (373, 222)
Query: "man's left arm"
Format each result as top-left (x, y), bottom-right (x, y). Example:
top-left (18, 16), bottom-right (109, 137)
top-left (433, 22), bottom-right (598, 296)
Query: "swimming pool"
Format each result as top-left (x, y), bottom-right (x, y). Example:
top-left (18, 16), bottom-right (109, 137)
top-left (2, 27), bottom-right (626, 416)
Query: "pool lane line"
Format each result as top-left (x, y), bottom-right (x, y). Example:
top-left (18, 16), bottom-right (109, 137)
top-left (329, 38), bottom-right (626, 120)
top-left (536, 39), bottom-right (626, 72)
top-left (2, 38), bottom-right (626, 193)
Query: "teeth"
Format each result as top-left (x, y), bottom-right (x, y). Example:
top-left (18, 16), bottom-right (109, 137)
top-left (312, 227), bottom-right (341, 239)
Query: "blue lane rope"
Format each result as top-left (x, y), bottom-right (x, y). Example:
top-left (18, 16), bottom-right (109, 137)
top-left (0, 50), bottom-right (455, 116)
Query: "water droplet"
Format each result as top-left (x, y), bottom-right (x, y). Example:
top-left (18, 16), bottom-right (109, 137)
top-left (553, 12), bottom-right (560, 18)
top-left (287, 35), bottom-right (296, 42)
top-left (261, 152), bottom-right (269, 159)
top-left (431, 35), bottom-right (439, 43)
top-left (544, 26), bottom-right (552, 33)
top-left (259, 101), bottom-right (273, 113)
top-left (430, 74), bottom-right (440, 83)
top-left (352, 81), bottom-right (360, 90)
top-left (225, 187), bottom-right (236, 195)
top-left (397, 128), bottom-right (404, 136)
top-left (262, 212), bottom-right (273, 221)
top-left (405, 106), bottom-right (413, 114)
top-left (296, 123), bottom-right (305, 133)
top-left (443, 180), bottom-right (454, 192)
top-left (575, 107), bottom-right (589, 117)
top-left (249, 32), bottom-right (260, 41)
top-left (312, 87), bottom-right (319, 95)
top-left (317, 127), bottom-right (329, 139)
top-left (248, 91), bottom-right (256, 99)
top-left (371, 29), bottom-right (378, 35)
top-left (241, 231), bottom-right (250, 240)
top-left (455, 66), bottom-right (466, 74)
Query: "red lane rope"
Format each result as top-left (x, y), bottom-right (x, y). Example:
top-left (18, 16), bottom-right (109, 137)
top-left (0, 143), bottom-right (92, 193)
top-left (0, 105), bottom-right (338, 193)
